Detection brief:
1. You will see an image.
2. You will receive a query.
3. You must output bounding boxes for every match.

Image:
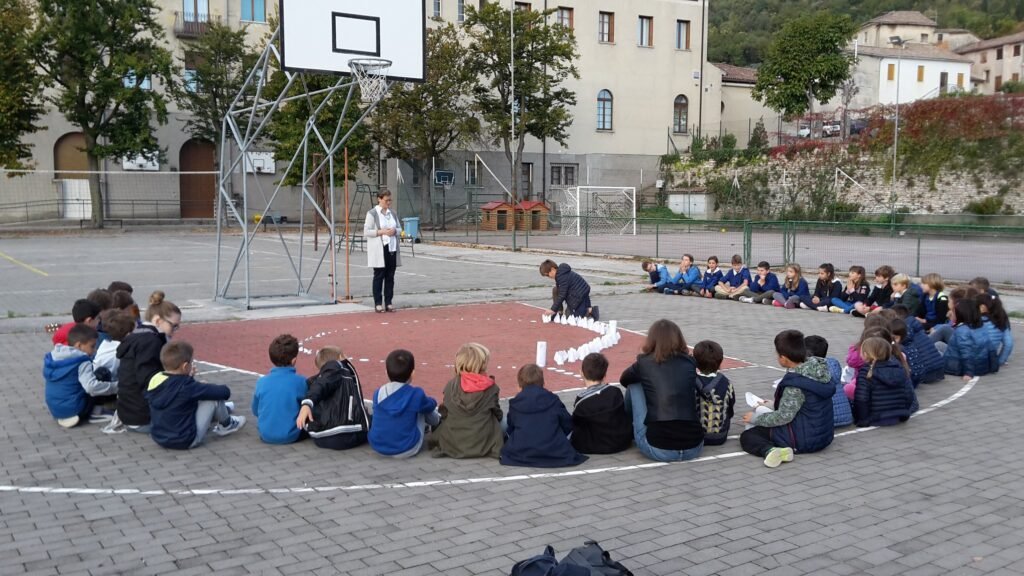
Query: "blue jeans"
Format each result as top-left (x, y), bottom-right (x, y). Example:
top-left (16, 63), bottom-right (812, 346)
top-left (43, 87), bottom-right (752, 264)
top-left (189, 400), bottom-right (231, 449)
top-left (930, 324), bottom-right (954, 345)
top-left (624, 385), bottom-right (703, 462)
top-left (831, 298), bottom-right (855, 313)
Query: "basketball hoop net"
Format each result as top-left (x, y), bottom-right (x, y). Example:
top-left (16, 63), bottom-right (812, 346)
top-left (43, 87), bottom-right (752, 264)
top-left (349, 58), bottom-right (392, 104)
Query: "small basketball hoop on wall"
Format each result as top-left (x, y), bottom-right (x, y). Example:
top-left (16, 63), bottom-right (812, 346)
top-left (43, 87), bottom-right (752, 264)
top-left (349, 58), bottom-right (392, 103)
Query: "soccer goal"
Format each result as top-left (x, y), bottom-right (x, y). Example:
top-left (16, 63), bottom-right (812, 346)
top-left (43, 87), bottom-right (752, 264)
top-left (557, 186), bottom-right (636, 236)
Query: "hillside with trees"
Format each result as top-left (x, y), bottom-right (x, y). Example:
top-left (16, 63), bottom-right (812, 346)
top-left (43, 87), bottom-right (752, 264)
top-left (710, 0), bottom-right (1024, 66)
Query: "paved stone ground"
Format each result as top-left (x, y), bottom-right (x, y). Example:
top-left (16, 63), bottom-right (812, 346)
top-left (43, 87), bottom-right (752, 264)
top-left (1, 232), bottom-right (1022, 575)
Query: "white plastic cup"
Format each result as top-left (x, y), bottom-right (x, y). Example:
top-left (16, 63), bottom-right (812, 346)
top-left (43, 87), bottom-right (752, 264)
top-left (536, 341), bottom-right (547, 367)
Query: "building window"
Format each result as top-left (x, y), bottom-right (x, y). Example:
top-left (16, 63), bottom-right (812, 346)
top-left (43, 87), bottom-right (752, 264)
top-left (675, 20), bottom-right (691, 50)
top-left (981, 52), bottom-right (987, 64)
top-left (1014, 73), bottom-right (1021, 82)
top-left (957, 72), bottom-right (964, 88)
top-left (917, 65), bottom-right (925, 82)
top-left (556, 7), bottom-right (573, 29)
top-left (997, 47), bottom-right (1004, 60)
top-left (550, 164), bottom-right (577, 187)
top-left (597, 89), bottom-right (613, 131)
top-left (1015, 44), bottom-right (1022, 57)
top-left (673, 95), bottom-right (689, 134)
top-left (457, 0), bottom-right (465, 22)
top-left (123, 70), bottom-right (151, 90)
top-left (995, 75), bottom-right (1003, 90)
top-left (183, 0), bottom-right (209, 20)
top-left (183, 68), bottom-right (198, 93)
top-left (520, 162), bottom-right (533, 196)
top-left (920, 33), bottom-right (928, 42)
top-left (887, 63), bottom-right (895, 81)
top-left (241, 0), bottom-right (265, 22)
top-left (638, 16), bottom-right (653, 47)
top-left (514, 2), bottom-right (531, 11)
top-left (465, 160), bottom-right (479, 186)
top-left (433, 0), bottom-right (441, 17)
top-left (599, 11), bottom-right (614, 43)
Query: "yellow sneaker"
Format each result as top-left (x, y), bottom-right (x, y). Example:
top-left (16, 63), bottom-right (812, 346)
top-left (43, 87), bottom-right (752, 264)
top-left (764, 447), bottom-right (794, 468)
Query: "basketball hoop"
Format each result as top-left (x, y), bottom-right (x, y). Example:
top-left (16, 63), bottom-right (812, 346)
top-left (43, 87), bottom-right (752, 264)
top-left (349, 58), bottom-right (392, 104)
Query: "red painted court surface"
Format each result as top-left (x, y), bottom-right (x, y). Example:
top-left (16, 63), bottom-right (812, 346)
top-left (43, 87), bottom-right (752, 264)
top-left (179, 302), bottom-right (750, 398)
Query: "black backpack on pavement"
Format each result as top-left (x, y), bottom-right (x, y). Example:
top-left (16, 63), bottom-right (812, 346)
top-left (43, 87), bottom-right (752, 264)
top-left (510, 541), bottom-right (631, 576)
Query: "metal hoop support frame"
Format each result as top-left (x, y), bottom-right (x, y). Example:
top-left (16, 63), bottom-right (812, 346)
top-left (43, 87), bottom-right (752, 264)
top-left (349, 58), bottom-right (393, 104)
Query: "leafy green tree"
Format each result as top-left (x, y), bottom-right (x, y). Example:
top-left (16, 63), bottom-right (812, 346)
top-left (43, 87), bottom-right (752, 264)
top-left (747, 119), bottom-right (769, 156)
top-left (0, 0), bottom-right (44, 170)
top-left (999, 80), bottom-right (1024, 94)
top-left (32, 0), bottom-right (175, 228)
top-left (464, 3), bottom-right (579, 200)
top-left (172, 22), bottom-right (259, 179)
top-left (371, 22), bottom-right (481, 226)
top-left (753, 12), bottom-right (855, 119)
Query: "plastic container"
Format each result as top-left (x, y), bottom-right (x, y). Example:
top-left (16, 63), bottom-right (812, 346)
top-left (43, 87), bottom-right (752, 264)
top-left (402, 217), bottom-right (420, 240)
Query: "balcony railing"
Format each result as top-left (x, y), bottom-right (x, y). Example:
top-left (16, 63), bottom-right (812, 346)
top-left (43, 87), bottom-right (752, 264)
top-left (174, 11), bottom-right (218, 39)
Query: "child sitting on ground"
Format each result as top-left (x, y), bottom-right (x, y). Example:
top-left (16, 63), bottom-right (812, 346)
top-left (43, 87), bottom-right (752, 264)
top-left (830, 265), bottom-right (870, 314)
top-left (714, 254), bottom-right (753, 300)
top-left (978, 293), bottom-right (1014, 367)
top-left (571, 353), bottom-right (632, 454)
top-left (772, 263), bottom-right (809, 308)
top-left (804, 335), bottom-right (853, 428)
top-left (146, 340), bottom-right (245, 449)
top-left (939, 298), bottom-right (999, 380)
top-left (854, 265), bottom-right (895, 316)
top-left (663, 253), bottom-right (702, 295)
top-left (641, 260), bottom-right (671, 293)
top-left (51, 299), bottom-right (101, 346)
top-left (431, 343), bottom-right (504, 458)
top-left (740, 330), bottom-right (835, 468)
top-left (93, 310), bottom-right (136, 388)
top-left (368, 349), bottom-right (441, 458)
top-left (44, 324), bottom-right (118, 428)
top-left (740, 261), bottom-right (780, 304)
top-left (916, 273), bottom-right (949, 332)
top-left (853, 337), bottom-right (917, 427)
top-left (969, 276), bottom-right (999, 299)
top-left (252, 334), bottom-right (308, 444)
top-left (889, 306), bottom-right (944, 386)
top-left (889, 274), bottom-right (922, 315)
top-left (801, 263), bottom-right (842, 311)
top-left (541, 260), bottom-right (599, 320)
top-left (296, 346), bottom-right (370, 450)
top-left (697, 256), bottom-right (724, 298)
top-left (693, 340), bottom-right (735, 445)
top-left (501, 364), bottom-right (587, 468)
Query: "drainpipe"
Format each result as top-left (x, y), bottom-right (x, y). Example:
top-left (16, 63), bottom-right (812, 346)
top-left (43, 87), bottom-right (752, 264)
top-left (697, 0), bottom-right (707, 138)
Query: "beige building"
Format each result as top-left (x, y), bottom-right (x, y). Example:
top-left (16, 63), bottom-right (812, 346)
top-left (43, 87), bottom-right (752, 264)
top-left (955, 31), bottom-right (1024, 93)
top-left (856, 11), bottom-right (940, 48)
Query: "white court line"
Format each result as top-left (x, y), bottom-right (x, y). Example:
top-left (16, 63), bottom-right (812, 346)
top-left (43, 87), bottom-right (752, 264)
top-left (0, 378), bottom-right (978, 498)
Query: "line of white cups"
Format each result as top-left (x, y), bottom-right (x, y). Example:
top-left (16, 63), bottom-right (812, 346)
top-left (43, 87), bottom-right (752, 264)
top-left (536, 315), bottom-right (621, 367)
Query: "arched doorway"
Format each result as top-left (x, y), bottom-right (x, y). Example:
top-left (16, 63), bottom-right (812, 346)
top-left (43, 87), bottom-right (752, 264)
top-left (179, 139), bottom-right (216, 218)
top-left (53, 132), bottom-right (91, 220)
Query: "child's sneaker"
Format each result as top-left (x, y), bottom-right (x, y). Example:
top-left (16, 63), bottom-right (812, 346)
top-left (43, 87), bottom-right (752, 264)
top-left (738, 296), bottom-right (754, 303)
top-left (816, 305), bottom-right (829, 312)
top-left (590, 306), bottom-right (600, 321)
top-left (224, 401), bottom-right (235, 413)
top-left (772, 300), bottom-right (784, 308)
top-left (799, 303), bottom-right (811, 310)
top-left (57, 415), bottom-right (80, 428)
top-left (764, 447), bottom-right (794, 468)
top-left (212, 415), bottom-right (246, 437)
top-left (828, 306), bottom-right (845, 314)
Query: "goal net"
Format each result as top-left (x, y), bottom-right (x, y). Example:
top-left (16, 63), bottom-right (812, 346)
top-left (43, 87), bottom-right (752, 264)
top-left (557, 186), bottom-right (636, 236)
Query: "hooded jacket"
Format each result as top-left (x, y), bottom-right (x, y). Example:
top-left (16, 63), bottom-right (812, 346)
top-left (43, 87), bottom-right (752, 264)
top-left (769, 358), bottom-right (835, 453)
top-left (551, 263), bottom-right (591, 314)
top-left (43, 345), bottom-right (93, 419)
top-left (368, 382), bottom-right (437, 456)
top-left (944, 324), bottom-right (998, 377)
top-left (697, 372), bottom-right (735, 446)
top-left (116, 324), bottom-right (167, 426)
top-left (252, 366), bottom-right (307, 444)
top-left (903, 318), bottom-right (945, 385)
top-left (302, 359), bottom-right (369, 447)
top-left (146, 373), bottom-right (230, 449)
top-left (431, 373), bottom-right (504, 458)
top-left (500, 385), bottom-right (587, 468)
top-left (619, 353), bottom-right (704, 450)
top-left (854, 358), bottom-right (916, 426)
top-left (571, 384), bottom-right (633, 454)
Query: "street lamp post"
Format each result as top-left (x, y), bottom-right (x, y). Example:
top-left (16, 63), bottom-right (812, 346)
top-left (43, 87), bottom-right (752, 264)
top-left (889, 36), bottom-right (906, 227)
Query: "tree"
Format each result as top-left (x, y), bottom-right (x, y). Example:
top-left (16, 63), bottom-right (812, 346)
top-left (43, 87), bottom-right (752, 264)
top-left (838, 78), bottom-right (860, 138)
top-left (464, 3), bottom-right (579, 200)
top-left (752, 12), bottom-right (855, 118)
top-left (32, 0), bottom-right (175, 228)
top-left (0, 0), bottom-right (45, 170)
top-left (371, 22), bottom-right (481, 227)
top-left (172, 22), bottom-right (259, 181)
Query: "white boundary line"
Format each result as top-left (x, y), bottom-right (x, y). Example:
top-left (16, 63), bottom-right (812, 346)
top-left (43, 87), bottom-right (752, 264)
top-left (0, 378), bottom-right (977, 498)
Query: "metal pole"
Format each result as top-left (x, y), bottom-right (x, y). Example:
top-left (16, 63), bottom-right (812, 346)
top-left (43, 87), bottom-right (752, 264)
top-left (892, 44), bottom-right (903, 229)
top-left (345, 148), bottom-right (351, 300)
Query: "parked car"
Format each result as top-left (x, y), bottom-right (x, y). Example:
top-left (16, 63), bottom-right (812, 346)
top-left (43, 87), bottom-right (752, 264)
top-left (822, 121), bottom-right (841, 137)
top-left (797, 123), bottom-right (811, 138)
top-left (849, 118), bottom-right (869, 136)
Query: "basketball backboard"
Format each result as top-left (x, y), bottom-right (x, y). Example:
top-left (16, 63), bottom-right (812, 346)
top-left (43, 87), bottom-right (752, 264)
top-left (435, 170), bottom-right (455, 186)
top-left (279, 0), bottom-right (426, 82)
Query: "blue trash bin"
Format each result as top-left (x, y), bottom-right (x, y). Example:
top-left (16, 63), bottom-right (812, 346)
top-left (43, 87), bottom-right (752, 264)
top-left (402, 217), bottom-right (420, 241)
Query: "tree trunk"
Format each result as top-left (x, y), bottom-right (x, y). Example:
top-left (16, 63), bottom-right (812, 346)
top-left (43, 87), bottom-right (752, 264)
top-left (503, 137), bottom-right (517, 202)
top-left (413, 160), bottom-right (431, 227)
top-left (84, 135), bottom-right (105, 229)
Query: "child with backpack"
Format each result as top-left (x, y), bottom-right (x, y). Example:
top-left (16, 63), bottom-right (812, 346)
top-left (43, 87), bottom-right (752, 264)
top-left (571, 353), bottom-right (632, 454)
top-left (692, 340), bottom-right (735, 445)
top-left (430, 343), bottom-right (504, 458)
top-left (296, 346), bottom-right (370, 450)
top-left (368, 349), bottom-right (441, 458)
top-left (740, 330), bottom-right (835, 468)
top-left (501, 364), bottom-right (587, 468)
top-left (251, 334), bottom-right (308, 444)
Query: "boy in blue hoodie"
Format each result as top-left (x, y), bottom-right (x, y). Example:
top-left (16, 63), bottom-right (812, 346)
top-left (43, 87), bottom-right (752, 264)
top-left (369, 349), bottom-right (441, 458)
top-left (663, 253), bottom-right (702, 295)
top-left (252, 334), bottom-right (308, 444)
top-left (740, 330), bottom-right (835, 467)
top-left (501, 364), bottom-right (587, 468)
top-left (697, 256), bottom-right (724, 298)
top-left (641, 261), bottom-right (671, 292)
top-left (146, 341), bottom-right (245, 449)
top-left (44, 324), bottom-right (118, 428)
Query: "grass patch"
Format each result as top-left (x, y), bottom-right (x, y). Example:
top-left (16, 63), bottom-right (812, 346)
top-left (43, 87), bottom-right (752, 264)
top-left (638, 206), bottom-right (690, 220)
top-left (1009, 310), bottom-right (1024, 320)
top-left (5, 310), bottom-right (16, 319)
